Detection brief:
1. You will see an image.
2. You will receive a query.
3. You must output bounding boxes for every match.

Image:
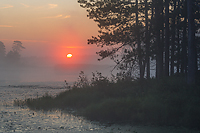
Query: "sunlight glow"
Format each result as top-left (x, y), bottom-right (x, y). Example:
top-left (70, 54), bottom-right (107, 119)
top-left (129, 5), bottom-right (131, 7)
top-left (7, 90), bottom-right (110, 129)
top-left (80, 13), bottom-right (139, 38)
top-left (67, 53), bottom-right (73, 58)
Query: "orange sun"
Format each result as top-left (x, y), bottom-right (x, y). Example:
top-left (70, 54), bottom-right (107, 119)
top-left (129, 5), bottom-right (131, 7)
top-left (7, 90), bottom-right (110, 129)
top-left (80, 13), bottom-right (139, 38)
top-left (67, 53), bottom-right (73, 58)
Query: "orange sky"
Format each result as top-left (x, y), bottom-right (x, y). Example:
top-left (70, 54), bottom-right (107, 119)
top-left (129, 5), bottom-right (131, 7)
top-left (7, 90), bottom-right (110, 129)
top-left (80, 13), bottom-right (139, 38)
top-left (0, 0), bottom-right (105, 65)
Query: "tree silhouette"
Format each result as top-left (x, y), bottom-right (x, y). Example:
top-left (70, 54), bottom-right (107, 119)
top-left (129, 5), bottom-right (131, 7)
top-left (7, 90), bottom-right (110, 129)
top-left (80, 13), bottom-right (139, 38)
top-left (6, 41), bottom-right (25, 64)
top-left (12, 41), bottom-right (25, 53)
top-left (78, 0), bottom-right (200, 83)
top-left (0, 41), bottom-right (6, 65)
top-left (78, 0), bottom-right (150, 78)
top-left (0, 41), bottom-right (6, 58)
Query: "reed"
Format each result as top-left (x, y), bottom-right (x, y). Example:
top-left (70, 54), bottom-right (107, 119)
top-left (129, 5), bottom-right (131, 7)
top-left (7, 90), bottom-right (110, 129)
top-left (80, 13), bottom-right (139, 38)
top-left (14, 72), bottom-right (200, 129)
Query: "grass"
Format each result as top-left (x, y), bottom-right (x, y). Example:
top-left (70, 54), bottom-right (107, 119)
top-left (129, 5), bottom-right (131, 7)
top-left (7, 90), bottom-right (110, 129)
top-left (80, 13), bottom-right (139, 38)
top-left (14, 72), bottom-right (200, 129)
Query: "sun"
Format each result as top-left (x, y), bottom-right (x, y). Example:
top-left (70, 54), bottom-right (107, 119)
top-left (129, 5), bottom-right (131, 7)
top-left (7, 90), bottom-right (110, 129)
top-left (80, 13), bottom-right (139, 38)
top-left (67, 53), bottom-right (73, 58)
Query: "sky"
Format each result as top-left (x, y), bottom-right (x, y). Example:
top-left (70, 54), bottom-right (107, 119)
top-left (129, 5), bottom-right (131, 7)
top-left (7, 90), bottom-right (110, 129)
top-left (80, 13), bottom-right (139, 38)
top-left (0, 0), bottom-right (107, 65)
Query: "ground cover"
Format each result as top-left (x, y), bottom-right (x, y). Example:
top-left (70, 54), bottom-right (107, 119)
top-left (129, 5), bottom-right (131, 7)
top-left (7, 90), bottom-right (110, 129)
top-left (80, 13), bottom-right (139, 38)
top-left (14, 72), bottom-right (200, 129)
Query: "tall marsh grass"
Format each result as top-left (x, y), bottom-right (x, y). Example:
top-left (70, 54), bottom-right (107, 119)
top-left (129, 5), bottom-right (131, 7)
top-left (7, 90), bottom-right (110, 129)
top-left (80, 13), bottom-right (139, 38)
top-left (14, 72), bottom-right (200, 129)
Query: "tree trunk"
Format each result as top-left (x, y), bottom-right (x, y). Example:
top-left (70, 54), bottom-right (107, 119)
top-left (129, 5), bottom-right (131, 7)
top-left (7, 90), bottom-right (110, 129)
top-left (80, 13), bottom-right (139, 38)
top-left (145, 0), bottom-right (150, 79)
top-left (181, 1), bottom-right (187, 74)
top-left (177, 30), bottom-right (180, 74)
top-left (187, 0), bottom-right (196, 85)
top-left (155, 1), bottom-right (163, 79)
top-left (176, 0), bottom-right (181, 74)
top-left (170, 1), bottom-right (176, 76)
top-left (161, 2), bottom-right (164, 76)
top-left (181, 24), bottom-right (187, 74)
top-left (165, 0), bottom-right (170, 76)
top-left (136, 0), bottom-right (144, 79)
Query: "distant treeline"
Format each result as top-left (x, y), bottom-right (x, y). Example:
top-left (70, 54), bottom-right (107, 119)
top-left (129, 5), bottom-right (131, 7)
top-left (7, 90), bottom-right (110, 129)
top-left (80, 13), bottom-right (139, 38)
top-left (0, 41), bottom-right (25, 65)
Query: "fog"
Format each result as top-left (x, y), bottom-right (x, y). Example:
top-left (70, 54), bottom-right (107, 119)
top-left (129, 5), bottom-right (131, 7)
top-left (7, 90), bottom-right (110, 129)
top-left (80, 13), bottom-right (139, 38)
top-left (0, 55), bottom-right (116, 86)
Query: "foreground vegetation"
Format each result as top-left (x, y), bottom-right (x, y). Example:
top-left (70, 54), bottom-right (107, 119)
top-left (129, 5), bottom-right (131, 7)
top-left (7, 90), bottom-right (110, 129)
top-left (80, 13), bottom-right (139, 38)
top-left (14, 72), bottom-right (200, 129)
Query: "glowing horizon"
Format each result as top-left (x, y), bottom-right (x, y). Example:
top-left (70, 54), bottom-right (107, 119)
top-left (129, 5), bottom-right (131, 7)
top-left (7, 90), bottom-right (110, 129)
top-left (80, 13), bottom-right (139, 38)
top-left (0, 0), bottom-right (99, 64)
